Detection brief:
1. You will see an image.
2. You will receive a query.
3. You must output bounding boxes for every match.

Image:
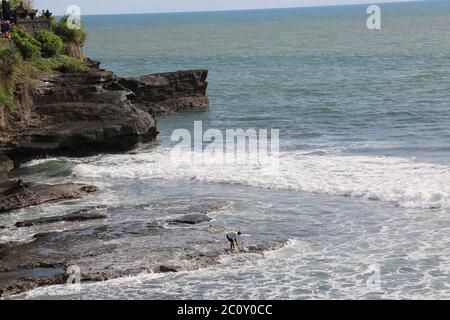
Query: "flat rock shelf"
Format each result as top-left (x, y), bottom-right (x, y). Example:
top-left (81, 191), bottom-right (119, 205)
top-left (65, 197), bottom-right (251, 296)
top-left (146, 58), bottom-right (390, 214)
top-left (0, 199), bottom-right (289, 297)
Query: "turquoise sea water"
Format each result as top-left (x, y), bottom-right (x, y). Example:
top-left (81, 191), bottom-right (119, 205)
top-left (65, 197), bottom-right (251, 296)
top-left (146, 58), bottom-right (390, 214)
top-left (4, 1), bottom-right (450, 299)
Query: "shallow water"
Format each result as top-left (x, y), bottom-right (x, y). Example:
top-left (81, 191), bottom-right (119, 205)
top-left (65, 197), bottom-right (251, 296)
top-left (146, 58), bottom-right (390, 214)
top-left (4, 1), bottom-right (450, 299)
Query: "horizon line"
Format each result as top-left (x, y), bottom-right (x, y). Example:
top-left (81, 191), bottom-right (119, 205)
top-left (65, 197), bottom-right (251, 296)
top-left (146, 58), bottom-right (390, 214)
top-left (63, 0), bottom-right (421, 17)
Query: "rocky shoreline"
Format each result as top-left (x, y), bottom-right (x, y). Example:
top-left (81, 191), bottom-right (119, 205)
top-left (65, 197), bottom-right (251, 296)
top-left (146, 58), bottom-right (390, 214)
top-left (0, 60), bottom-right (209, 212)
top-left (0, 199), bottom-right (289, 298)
top-left (0, 60), bottom-right (209, 165)
top-left (0, 181), bottom-right (100, 213)
top-left (0, 63), bottom-right (287, 298)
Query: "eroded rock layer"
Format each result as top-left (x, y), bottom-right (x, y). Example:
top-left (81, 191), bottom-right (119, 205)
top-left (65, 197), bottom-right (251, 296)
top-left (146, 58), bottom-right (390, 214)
top-left (0, 182), bottom-right (100, 213)
top-left (120, 70), bottom-right (209, 116)
top-left (0, 199), bottom-right (288, 297)
top-left (0, 64), bottom-right (209, 164)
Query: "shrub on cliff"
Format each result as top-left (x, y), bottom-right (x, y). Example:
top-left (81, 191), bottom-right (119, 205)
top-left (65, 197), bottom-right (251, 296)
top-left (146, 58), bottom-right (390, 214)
top-left (0, 45), bottom-right (21, 79)
top-left (1, 21), bottom-right (88, 121)
top-left (35, 54), bottom-right (88, 73)
top-left (35, 30), bottom-right (64, 58)
top-left (53, 16), bottom-right (87, 45)
top-left (52, 16), bottom-right (87, 59)
top-left (11, 29), bottom-right (41, 60)
top-left (0, 85), bottom-right (14, 113)
top-left (53, 55), bottom-right (88, 73)
top-left (0, 44), bottom-right (22, 112)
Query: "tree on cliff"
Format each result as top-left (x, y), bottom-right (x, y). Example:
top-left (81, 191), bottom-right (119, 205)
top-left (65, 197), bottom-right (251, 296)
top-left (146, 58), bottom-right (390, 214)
top-left (52, 15), bottom-right (87, 60)
top-left (7, 0), bottom-right (20, 8)
top-left (9, 0), bottom-right (34, 10)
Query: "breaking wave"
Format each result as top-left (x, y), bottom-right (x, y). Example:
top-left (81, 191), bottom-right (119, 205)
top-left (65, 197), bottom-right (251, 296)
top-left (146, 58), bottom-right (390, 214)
top-left (73, 148), bottom-right (450, 209)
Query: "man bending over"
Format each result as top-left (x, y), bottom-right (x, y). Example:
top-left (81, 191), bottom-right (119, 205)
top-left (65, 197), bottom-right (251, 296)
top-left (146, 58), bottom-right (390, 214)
top-left (226, 231), bottom-right (242, 252)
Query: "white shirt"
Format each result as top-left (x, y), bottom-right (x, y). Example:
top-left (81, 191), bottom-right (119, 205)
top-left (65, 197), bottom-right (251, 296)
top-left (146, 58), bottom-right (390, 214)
top-left (227, 232), bottom-right (239, 240)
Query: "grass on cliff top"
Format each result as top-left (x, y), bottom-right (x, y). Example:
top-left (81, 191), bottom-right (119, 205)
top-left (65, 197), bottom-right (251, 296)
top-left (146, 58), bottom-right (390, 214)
top-left (1, 18), bottom-right (88, 114)
top-left (0, 40), bottom-right (26, 112)
top-left (0, 41), bottom-right (87, 113)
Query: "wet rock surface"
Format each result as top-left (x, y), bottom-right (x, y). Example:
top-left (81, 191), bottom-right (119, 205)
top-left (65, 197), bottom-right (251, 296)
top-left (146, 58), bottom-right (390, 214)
top-left (0, 199), bottom-right (288, 298)
top-left (0, 182), bottom-right (100, 213)
top-left (168, 213), bottom-right (212, 225)
top-left (15, 206), bottom-right (108, 228)
top-left (0, 60), bottom-right (221, 298)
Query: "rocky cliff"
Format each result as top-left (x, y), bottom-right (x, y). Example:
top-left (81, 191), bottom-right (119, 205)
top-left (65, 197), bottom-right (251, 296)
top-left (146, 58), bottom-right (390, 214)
top-left (0, 62), bottom-right (209, 212)
top-left (120, 69), bottom-right (209, 116)
top-left (1, 70), bottom-right (156, 165)
top-left (0, 63), bottom-right (290, 299)
top-left (0, 62), bottom-right (209, 165)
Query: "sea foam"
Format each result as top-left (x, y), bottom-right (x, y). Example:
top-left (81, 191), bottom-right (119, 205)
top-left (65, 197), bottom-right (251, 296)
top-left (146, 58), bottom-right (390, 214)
top-left (73, 148), bottom-right (450, 209)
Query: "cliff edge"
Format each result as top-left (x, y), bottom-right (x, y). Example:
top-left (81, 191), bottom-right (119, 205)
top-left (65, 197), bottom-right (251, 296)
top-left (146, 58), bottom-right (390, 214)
top-left (0, 62), bottom-right (209, 212)
top-left (0, 62), bottom-right (209, 164)
top-left (120, 69), bottom-right (209, 116)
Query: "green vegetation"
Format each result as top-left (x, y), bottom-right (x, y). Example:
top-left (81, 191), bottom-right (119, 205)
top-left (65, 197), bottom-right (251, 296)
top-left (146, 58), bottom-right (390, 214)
top-left (35, 30), bottom-right (63, 58)
top-left (35, 54), bottom-right (88, 73)
top-left (51, 16), bottom-right (87, 59)
top-left (9, 0), bottom-right (23, 8)
top-left (11, 28), bottom-right (41, 60)
top-left (52, 16), bottom-right (87, 48)
top-left (0, 44), bottom-right (21, 77)
top-left (9, 0), bottom-right (34, 9)
top-left (0, 42), bottom-right (23, 112)
top-left (0, 15), bottom-right (88, 116)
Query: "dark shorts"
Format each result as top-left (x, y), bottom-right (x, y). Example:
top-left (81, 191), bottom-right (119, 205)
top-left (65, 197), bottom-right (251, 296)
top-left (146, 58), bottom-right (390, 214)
top-left (227, 235), bottom-right (234, 243)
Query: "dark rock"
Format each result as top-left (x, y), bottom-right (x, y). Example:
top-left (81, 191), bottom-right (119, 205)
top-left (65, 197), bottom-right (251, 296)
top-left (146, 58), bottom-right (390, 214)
top-left (159, 265), bottom-right (179, 273)
top-left (0, 155), bottom-right (13, 184)
top-left (15, 206), bottom-right (108, 228)
top-left (0, 64), bottom-right (209, 165)
top-left (0, 182), bottom-right (100, 213)
top-left (0, 216), bottom-right (288, 297)
top-left (168, 213), bottom-right (212, 225)
top-left (0, 270), bottom-right (67, 298)
top-left (120, 70), bottom-right (209, 116)
top-left (1, 69), bottom-right (157, 164)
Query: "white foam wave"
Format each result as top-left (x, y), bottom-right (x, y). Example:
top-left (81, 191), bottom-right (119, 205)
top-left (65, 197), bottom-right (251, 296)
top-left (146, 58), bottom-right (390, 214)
top-left (73, 148), bottom-right (450, 209)
top-left (21, 158), bottom-right (61, 168)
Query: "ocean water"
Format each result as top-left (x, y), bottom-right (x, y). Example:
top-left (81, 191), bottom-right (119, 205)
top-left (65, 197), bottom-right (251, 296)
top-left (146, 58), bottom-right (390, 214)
top-left (4, 0), bottom-right (450, 299)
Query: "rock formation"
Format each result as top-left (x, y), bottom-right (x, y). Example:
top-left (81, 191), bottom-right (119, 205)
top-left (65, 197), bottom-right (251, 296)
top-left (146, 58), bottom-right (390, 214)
top-left (1, 68), bottom-right (155, 164)
top-left (14, 206), bottom-right (107, 227)
top-left (0, 63), bottom-right (238, 299)
top-left (0, 199), bottom-right (288, 297)
top-left (0, 182), bottom-right (100, 213)
top-left (120, 70), bottom-right (209, 116)
top-left (0, 62), bottom-right (209, 165)
top-left (0, 62), bottom-right (209, 212)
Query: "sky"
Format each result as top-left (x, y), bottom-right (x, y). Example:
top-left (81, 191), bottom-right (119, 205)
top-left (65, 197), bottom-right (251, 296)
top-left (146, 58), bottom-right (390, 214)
top-left (33, 0), bottom-right (418, 15)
